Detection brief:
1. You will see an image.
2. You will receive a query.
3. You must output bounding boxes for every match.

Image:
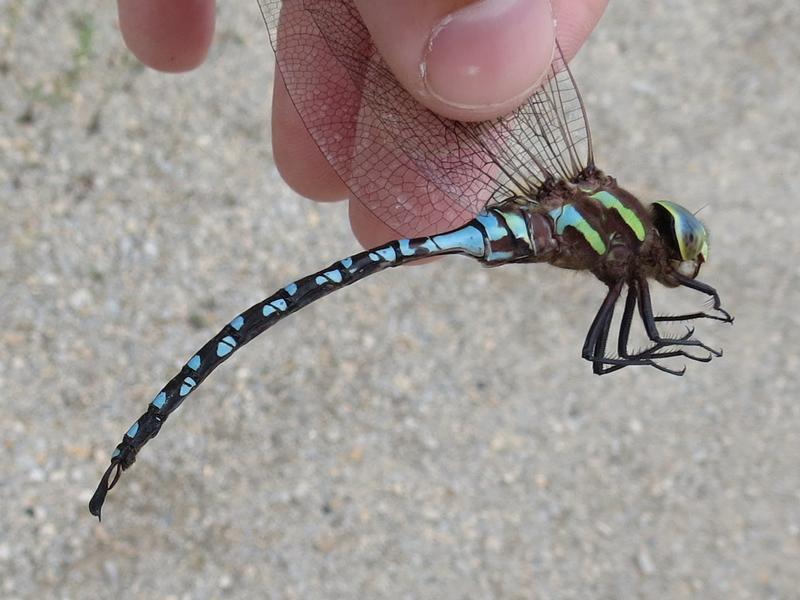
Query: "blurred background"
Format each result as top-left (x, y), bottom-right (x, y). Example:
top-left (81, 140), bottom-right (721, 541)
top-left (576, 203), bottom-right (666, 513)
top-left (1, 1), bottom-right (797, 598)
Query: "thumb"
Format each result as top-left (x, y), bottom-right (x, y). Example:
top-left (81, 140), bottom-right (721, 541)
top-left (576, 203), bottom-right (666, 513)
top-left (353, 0), bottom-right (555, 122)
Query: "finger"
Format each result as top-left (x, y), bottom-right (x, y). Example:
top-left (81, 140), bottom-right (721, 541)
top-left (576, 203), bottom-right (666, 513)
top-left (348, 200), bottom-right (445, 265)
top-left (271, 72), bottom-right (350, 202)
top-left (551, 0), bottom-right (609, 60)
top-left (348, 198), bottom-right (402, 249)
top-left (353, 0), bottom-right (555, 122)
top-left (117, 0), bottom-right (215, 72)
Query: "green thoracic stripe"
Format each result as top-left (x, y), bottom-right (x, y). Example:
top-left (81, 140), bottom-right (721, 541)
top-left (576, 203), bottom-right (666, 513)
top-left (590, 190), bottom-right (646, 241)
top-left (548, 204), bottom-right (607, 255)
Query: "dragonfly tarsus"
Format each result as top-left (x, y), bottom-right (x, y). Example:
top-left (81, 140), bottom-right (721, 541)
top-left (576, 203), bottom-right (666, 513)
top-left (654, 309), bottom-right (733, 324)
top-left (665, 274), bottom-right (734, 324)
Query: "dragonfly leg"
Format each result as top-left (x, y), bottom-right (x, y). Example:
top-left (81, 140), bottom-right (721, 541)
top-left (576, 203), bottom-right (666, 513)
top-left (587, 284), bottom-right (645, 374)
top-left (582, 282), bottom-right (685, 375)
top-left (610, 284), bottom-right (689, 374)
top-left (597, 284), bottom-right (687, 375)
top-left (654, 274), bottom-right (734, 324)
top-left (620, 282), bottom-right (714, 363)
top-left (637, 277), bottom-right (722, 358)
top-left (581, 282), bottom-right (621, 375)
top-left (584, 281), bottom-right (714, 375)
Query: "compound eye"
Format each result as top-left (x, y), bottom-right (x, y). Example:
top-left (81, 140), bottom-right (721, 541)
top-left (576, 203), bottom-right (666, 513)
top-left (652, 201), bottom-right (709, 262)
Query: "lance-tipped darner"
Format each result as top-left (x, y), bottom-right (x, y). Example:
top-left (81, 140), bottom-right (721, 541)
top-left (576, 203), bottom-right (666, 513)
top-left (89, 0), bottom-right (732, 519)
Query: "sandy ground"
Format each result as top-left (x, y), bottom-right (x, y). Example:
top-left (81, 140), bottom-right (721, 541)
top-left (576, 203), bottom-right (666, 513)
top-left (1, 1), bottom-right (798, 598)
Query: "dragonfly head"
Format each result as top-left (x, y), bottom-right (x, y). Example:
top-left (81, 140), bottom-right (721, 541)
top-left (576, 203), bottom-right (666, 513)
top-left (651, 200), bottom-right (709, 281)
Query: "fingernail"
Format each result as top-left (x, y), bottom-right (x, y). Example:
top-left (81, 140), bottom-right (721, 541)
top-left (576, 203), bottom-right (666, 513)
top-left (422, 0), bottom-right (555, 111)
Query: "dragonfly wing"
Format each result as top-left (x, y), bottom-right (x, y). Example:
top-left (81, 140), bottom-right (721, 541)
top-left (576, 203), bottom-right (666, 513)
top-left (258, 0), bottom-right (594, 236)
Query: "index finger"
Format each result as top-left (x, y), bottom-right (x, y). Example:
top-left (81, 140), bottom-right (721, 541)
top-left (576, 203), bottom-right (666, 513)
top-left (117, 0), bottom-right (215, 72)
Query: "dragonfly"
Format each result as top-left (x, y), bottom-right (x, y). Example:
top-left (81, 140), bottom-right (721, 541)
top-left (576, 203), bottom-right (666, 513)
top-left (89, 0), bottom-right (733, 518)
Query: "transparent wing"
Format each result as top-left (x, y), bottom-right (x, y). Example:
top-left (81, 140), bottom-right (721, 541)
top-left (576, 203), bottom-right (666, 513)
top-left (258, 0), bottom-right (594, 236)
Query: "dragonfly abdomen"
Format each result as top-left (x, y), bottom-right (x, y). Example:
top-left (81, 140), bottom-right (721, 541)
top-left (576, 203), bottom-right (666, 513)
top-left (469, 205), bottom-right (555, 266)
top-left (90, 210), bottom-right (536, 517)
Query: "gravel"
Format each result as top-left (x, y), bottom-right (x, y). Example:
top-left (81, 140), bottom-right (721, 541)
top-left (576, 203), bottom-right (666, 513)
top-left (1, 1), bottom-right (798, 598)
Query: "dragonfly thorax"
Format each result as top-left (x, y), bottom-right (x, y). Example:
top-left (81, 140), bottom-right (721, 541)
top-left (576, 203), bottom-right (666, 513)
top-left (522, 181), bottom-right (652, 279)
top-left (512, 182), bottom-right (711, 291)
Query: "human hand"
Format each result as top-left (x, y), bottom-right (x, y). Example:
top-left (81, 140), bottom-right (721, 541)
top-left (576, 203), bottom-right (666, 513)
top-left (117, 0), bottom-right (608, 246)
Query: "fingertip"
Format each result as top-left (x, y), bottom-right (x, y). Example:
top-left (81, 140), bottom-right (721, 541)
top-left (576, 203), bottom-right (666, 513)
top-left (551, 0), bottom-right (609, 60)
top-left (348, 200), bottom-right (443, 266)
top-left (271, 73), bottom-right (350, 202)
top-left (354, 0), bottom-right (556, 122)
top-left (117, 0), bottom-right (215, 72)
top-left (421, 0), bottom-right (556, 120)
top-left (348, 199), bottom-right (399, 249)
